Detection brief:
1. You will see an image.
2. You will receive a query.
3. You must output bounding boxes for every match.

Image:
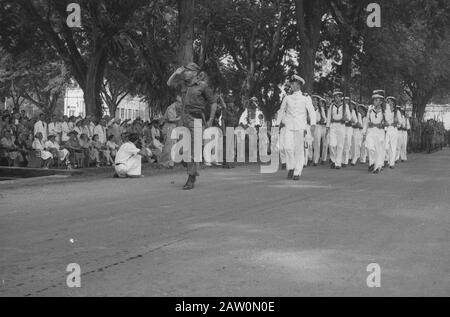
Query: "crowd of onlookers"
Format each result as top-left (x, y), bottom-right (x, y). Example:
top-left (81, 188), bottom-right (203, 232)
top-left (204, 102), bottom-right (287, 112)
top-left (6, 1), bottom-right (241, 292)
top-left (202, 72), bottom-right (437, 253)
top-left (0, 109), bottom-right (167, 169)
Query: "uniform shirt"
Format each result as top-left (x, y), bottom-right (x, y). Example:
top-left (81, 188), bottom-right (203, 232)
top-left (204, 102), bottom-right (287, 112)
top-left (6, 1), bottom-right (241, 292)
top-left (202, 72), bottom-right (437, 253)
top-left (44, 140), bottom-right (60, 151)
top-left (94, 125), bottom-right (107, 144)
top-left (115, 142), bottom-right (140, 165)
top-left (317, 106), bottom-right (327, 125)
top-left (277, 91), bottom-right (316, 131)
top-left (366, 107), bottom-right (384, 127)
top-left (350, 109), bottom-right (358, 125)
top-left (61, 122), bottom-right (71, 142)
top-left (239, 108), bottom-right (265, 128)
top-left (326, 103), bottom-right (344, 127)
top-left (356, 111), bottom-right (363, 128)
top-left (48, 122), bottom-right (62, 137)
top-left (183, 81), bottom-right (216, 116)
top-left (34, 120), bottom-right (48, 140)
top-left (384, 104), bottom-right (395, 126)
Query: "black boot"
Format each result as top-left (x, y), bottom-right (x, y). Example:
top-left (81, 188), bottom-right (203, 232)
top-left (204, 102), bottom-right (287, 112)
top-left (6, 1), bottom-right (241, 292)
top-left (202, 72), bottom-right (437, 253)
top-left (287, 169), bottom-right (294, 179)
top-left (183, 175), bottom-right (196, 190)
top-left (368, 164), bottom-right (375, 172)
top-left (281, 163), bottom-right (287, 171)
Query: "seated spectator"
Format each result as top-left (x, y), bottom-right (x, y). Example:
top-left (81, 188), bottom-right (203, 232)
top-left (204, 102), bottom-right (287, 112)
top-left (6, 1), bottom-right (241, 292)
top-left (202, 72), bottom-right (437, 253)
top-left (15, 132), bottom-right (32, 166)
top-left (65, 131), bottom-right (83, 168)
top-left (80, 133), bottom-right (100, 167)
top-left (32, 132), bottom-right (53, 169)
top-left (105, 134), bottom-right (119, 166)
top-left (114, 133), bottom-right (147, 178)
top-left (1, 129), bottom-right (24, 166)
top-left (91, 134), bottom-right (104, 167)
top-left (45, 134), bottom-right (71, 168)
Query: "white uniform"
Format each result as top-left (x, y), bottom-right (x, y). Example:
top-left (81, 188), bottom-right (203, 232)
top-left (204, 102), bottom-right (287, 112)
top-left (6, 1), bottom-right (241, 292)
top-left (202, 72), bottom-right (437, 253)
top-left (114, 142), bottom-right (142, 177)
top-left (48, 122), bottom-right (62, 143)
top-left (360, 115), bottom-right (369, 163)
top-left (384, 104), bottom-right (398, 167)
top-left (343, 103), bottom-right (356, 165)
top-left (276, 104), bottom-right (287, 165)
top-left (34, 120), bottom-right (48, 141)
top-left (396, 111), bottom-right (405, 162)
top-left (94, 124), bottom-right (107, 144)
top-left (313, 106), bottom-right (328, 164)
top-left (61, 122), bottom-right (71, 143)
top-left (326, 103), bottom-right (346, 167)
top-left (351, 111), bottom-right (364, 165)
top-left (277, 91), bottom-right (316, 177)
top-left (364, 107), bottom-right (385, 170)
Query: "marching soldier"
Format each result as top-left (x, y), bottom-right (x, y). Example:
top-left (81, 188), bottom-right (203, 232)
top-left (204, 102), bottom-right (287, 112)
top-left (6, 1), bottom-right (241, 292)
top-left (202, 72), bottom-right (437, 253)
top-left (384, 96), bottom-right (398, 169)
top-left (364, 90), bottom-right (386, 174)
top-left (342, 97), bottom-right (356, 167)
top-left (351, 103), bottom-right (364, 166)
top-left (167, 62), bottom-right (218, 190)
top-left (312, 95), bottom-right (328, 166)
top-left (277, 75), bottom-right (316, 180)
top-left (359, 105), bottom-right (369, 164)
top-left (326, 89), bottom-right (346, 169)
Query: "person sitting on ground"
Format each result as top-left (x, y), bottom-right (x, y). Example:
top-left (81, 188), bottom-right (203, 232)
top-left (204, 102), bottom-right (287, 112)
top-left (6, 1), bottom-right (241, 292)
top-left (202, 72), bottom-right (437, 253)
top-left (32, 132), bottom-right (53, 169)
top-left (1, 129), bottom-right (24, 167)
top-left (105, 134), bottom-right (119, 166)
top-left (45, 134), bottom-right (71, 168)
top-left (114, 133), bottom-right (148, 178)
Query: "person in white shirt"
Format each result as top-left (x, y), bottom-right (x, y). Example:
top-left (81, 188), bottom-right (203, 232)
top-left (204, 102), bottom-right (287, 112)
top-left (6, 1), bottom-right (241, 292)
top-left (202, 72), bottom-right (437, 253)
top-left (384, 97), bottom-right (399, 168)
top-left (94, 119), bottom-right (108, 144)
top-left (114, 133), bottom-right (147, 178)
top-left (311, 95), bottom-right (328, 166)
top-left (239, 97), bottom-right (265, 128)
top-left (45, 134), bottom-right (70, 165)
top-left (326, 90), bottom-right (346, 169)
top-left (48, 115), bottom-right (62, 143)
top-left (34, 114), bottom-right (48, 141)
top-left (276, 75), bottom-right (316, 180)
top-left (32, 132), bottom-right (53, 168)
top-left (342, 97), bottom-right (357, 167)
top-left (363, 91), bottom-right (386, 174)
top-left (60, 116), bottom-right (71, 143)
top-left (351, 104), bottom-right (365, 166)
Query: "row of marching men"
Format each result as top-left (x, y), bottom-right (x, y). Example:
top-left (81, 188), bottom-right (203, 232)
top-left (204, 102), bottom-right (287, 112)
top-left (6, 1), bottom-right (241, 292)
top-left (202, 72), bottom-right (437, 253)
top-left (276, 75), bottom-right (411, 181)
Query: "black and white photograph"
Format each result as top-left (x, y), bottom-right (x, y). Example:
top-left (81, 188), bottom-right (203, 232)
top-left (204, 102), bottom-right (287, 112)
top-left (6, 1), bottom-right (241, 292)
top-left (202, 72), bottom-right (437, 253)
top-left (0, 0), bottom-right (449, 301)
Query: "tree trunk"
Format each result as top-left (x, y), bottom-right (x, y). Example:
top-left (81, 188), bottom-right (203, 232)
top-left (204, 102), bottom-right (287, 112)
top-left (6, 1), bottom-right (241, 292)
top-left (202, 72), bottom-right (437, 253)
top-left (294, 0), bottom-right (326, 94)
top-left (84, 48), bottom-right (108, 120)
top-left (177, 0), bottom-right (195, 66)
top-left (341, 37), bottom-right (353, 98)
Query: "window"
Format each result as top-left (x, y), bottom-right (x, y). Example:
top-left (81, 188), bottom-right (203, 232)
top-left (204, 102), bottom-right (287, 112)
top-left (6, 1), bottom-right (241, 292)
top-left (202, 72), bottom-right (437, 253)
top-left (135, 110), bottom-right (139, 119)
top-left (120, 108), bottom-right (125, 119)
top-left (128, 109), bottom-right (132, 120)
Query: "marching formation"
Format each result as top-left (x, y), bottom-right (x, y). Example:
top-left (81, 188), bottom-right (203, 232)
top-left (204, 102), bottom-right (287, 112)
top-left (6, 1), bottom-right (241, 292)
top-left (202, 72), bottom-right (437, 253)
top-left (276, 75), bottom-right (412, 180)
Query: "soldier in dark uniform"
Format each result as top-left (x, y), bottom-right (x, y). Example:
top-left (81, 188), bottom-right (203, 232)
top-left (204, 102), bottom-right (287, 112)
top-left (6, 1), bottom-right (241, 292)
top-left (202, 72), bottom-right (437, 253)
top-left (167, 62), bottom-right (218, 190)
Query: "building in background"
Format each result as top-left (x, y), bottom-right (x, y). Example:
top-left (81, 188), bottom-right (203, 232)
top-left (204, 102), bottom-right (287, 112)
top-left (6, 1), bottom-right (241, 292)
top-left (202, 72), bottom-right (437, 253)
top-left (64, 87), bottom-right (150, 121)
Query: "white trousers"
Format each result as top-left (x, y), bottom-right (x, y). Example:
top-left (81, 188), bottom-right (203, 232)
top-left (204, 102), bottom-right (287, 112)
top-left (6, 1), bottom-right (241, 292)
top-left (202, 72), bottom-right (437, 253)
top-left (329, 123), bottom-right (346, 167)
top-left (115, 156), bottom-right (142, 177)
top-left (396, 130), bottom-right (408, 161)
top-left (385, 127), bottom-right (398, 167)
top-left (285, 129), bottom-right (305, 176)
top-left (366, 128), bottom-right (385, 170)
top-left (279, 127), bottom-right (286, 164)
top-left (343, 126), bottom-right (353, 165)
top-left (304, 126), bottom-right (313, 166)
top-left (351, 128), bottom-right (363, 165)
top-left (313, 125), bottom-right (327, 164)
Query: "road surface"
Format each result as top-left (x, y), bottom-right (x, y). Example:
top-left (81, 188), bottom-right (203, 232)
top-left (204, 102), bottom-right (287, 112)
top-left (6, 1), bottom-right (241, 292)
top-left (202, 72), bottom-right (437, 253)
top-left (1, 150), bottom-right (449, 296)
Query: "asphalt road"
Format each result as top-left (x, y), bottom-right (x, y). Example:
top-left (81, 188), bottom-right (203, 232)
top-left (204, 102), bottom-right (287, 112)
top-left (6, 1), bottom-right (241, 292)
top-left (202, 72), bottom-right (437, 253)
top-left (1, 150), bottom-right (449, 297)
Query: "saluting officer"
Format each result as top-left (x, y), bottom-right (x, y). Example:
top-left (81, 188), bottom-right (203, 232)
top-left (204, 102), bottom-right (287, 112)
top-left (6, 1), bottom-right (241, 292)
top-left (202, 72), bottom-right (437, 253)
top-left (277, 75), bottom-right (316, 181)
top-left (167, 62), bottom-right (218, 190)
